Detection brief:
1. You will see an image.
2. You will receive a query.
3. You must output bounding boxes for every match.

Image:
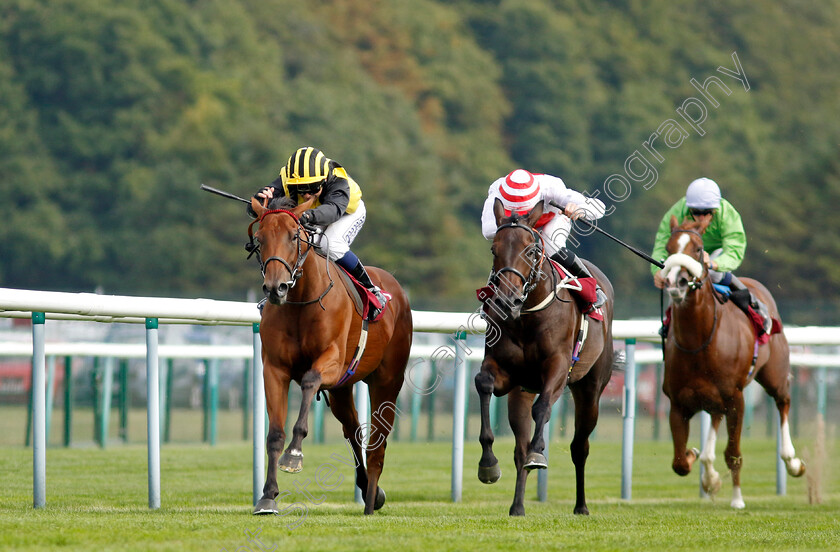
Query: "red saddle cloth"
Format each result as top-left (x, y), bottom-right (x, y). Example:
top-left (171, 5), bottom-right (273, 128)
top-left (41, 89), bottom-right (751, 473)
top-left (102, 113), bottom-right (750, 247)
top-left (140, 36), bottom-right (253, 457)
top-left (476, 259), bottom-right (603, 321)
top-left (337, 266), bottom-right (390, 322)
top-left (661, 305), bottom-right (782, 345)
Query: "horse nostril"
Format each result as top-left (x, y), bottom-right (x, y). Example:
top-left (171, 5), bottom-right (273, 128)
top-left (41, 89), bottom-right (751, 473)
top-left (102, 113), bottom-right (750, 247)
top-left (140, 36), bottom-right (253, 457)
top-left (278, 283), bottom-right (289, 295)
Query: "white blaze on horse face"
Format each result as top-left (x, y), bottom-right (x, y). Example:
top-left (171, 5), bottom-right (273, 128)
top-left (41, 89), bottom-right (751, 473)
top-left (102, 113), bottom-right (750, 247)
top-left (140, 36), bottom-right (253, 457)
top-left (675, 233), bottom-right (691, 255)
top-left (665, 234), bottom-right (692, 288)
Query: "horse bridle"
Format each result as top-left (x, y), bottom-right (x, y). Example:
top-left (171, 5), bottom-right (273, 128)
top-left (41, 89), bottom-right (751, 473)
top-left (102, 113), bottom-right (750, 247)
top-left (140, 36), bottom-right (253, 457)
top-left (667, 227), bottom-right (718, 353)
top-left (489, 221), bottom-right (546, 305)
top-left (669, 228), bottom-right (708, 291)
top-left (247, 209), bottom-right (333, 307)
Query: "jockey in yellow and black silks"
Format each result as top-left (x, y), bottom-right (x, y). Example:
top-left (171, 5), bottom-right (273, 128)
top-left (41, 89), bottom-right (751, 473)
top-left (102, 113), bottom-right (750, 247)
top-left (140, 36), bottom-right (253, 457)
top-left (247, 146), bottom-right (387, 320)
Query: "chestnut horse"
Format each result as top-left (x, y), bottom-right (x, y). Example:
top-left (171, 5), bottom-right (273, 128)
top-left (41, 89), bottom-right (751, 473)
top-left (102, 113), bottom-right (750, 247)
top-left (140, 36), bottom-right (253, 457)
top-left (249, 197), bottom-right (412, 515)
top-left (476, 199), bottom-right (614, 516)
top-left (661, 215), bottom-right (805, 508)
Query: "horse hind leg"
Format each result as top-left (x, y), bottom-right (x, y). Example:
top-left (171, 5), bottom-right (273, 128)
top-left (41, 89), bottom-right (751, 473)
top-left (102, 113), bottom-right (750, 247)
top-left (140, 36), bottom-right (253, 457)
top-left (475, 369), bottom-right (501, 484)
top-left (326, 387), bottom-right (370, 508)
top-left (279, 370), bottom-right (322, 473)
top-left (756, 370), bottom-right (806, 477)
top-left (328, 388), bottom-right (373, 508)
top-left (362, 376), bottom-right (406, 514)
top-left (699, 414), bottom-right (723, 497)
top-left (776, 400), bottom-right (806, 476)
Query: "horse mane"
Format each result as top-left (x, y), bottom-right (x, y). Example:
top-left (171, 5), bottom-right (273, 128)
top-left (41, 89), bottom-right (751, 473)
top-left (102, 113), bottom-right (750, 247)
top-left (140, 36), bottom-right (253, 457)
top-left (268, 196), bottom-right (297, 210)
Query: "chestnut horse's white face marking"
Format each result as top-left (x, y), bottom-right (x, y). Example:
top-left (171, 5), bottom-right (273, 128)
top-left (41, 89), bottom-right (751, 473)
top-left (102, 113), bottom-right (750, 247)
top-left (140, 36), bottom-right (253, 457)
top-left (665, 234), bottom-right (696, 301)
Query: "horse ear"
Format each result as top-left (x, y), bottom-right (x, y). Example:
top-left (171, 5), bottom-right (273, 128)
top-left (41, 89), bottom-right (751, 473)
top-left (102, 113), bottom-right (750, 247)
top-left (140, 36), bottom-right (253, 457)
top-left (493, 198), bottom-right (506, 226)
top-left (251, 197), bottom-right (266, 218)
top-left (696, 216), bottom-right (712, 234)
top-left (294, 195), bottom-right (317, 216)
top-left (525, 201), bottom-right (544, 227)
top-left (669, 214), bottom-right (679, 231)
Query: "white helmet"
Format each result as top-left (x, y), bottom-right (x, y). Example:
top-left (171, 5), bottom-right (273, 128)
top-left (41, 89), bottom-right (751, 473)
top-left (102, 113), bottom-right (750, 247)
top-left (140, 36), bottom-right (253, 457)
top-left (685, 177), bottom-right (721, 209)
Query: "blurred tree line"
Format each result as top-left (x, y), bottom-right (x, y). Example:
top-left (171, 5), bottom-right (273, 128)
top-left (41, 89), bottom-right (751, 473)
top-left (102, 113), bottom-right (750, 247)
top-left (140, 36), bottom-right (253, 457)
top-left (1, 0), bottom-right (838, 323)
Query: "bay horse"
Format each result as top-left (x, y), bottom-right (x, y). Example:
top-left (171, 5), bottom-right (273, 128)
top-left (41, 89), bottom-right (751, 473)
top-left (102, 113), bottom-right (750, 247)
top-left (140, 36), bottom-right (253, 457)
top-left (661, 215), bottom-right (805, 508)
top-left (476, 199), bottom-right (615, 516)
top-left (248, 196), bottom-right (413, 515)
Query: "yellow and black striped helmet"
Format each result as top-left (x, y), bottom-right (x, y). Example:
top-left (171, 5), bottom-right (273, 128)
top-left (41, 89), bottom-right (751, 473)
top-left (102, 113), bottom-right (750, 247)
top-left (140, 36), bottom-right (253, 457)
top-left (283, 147), bottom-right (329, 188)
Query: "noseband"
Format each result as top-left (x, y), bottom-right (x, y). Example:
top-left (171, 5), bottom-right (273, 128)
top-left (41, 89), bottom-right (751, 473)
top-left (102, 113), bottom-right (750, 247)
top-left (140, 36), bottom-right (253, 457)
top-left (247, 209), bottom-right (333, 306)
top-left (490, 221), bottom-right (546, 303)
top-left (669, 227), bottom-right (708, 291)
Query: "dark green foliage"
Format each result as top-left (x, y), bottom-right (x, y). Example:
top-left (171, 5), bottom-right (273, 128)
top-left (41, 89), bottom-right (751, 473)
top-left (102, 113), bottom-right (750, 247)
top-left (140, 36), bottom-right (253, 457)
top-left (1, 0), bottom-right (838, 319)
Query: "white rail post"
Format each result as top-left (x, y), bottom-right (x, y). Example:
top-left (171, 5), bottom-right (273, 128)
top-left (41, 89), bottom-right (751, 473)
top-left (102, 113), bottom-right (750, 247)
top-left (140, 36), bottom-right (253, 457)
top-left (252, 322), bottom-right (265, 506)
top-left (145, 318), bottom-right (161, 509)
top-left (32, 312), bottom-right (46, 509)
top-left (354, 381), bottom-right (370, 504)
top-left (621, 338), bottom-right (637, 500)
top-left (451, 330), bottom-right (468, 502)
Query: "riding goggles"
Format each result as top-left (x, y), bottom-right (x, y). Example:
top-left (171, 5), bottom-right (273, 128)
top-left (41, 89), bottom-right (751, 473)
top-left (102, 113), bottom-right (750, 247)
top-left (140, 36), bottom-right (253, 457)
top-left (290, 181), bottom-right (324, 195)
top-left (689, 208), bottom-right (714, 217)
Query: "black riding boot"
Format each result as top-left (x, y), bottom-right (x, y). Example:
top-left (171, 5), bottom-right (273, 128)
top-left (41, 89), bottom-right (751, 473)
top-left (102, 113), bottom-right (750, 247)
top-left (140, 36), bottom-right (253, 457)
top-left (730, 275), bottom-right (772, 334)
top-left (550, 248), bottom-right (607, 309)
top-left (346, 259), bottom-right (388, 320)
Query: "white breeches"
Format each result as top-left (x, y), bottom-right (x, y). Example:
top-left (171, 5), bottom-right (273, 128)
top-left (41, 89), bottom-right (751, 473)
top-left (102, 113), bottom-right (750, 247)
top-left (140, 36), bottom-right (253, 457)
top-left (538, 215), bottom-right (573, 256)
top-left (315, 200), bottom-right (367, 261)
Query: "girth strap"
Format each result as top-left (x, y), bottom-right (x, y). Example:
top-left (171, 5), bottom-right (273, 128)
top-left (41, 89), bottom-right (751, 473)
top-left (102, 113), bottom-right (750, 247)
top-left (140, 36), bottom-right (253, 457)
top-left (336, 319), bottom-right (369, 386)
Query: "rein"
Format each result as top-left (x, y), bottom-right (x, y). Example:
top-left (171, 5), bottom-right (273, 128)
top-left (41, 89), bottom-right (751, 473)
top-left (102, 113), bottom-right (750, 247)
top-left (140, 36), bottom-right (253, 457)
top-left (248, 209), bottom-right (334, 308)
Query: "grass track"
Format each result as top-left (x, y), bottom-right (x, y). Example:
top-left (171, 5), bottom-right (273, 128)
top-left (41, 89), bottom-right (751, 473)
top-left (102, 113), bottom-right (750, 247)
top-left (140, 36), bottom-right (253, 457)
top-left (1, 437), bottom-right (837, 551)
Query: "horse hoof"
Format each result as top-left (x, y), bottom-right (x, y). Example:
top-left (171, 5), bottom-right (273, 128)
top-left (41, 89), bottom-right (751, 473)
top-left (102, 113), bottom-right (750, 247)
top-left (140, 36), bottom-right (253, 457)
top-left (787, 458), bottom-right (806, 477)
top-left (573, 505), bottom-right (590, 516)
top-left (509, 504), bottom-right (525, 516)
top-left (702, 474), bottom-right (722, 496)
top-left (478, 463), bottom-right (501, 484)
top-left (252, 498), bottom-right (278, 515)
top-left (279, 450), bottom-right (303, 473)
top-left (730, 498), bottom-right (746, 509)
top-left (374, 487), bottom-right (386, 511)
top-left (523, 452), bottom-right (547, 471)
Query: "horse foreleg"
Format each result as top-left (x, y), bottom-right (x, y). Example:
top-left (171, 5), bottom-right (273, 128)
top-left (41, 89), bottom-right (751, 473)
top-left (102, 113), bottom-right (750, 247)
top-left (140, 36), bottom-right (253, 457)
top-left (525, 359), bottom-right (566, 471)
top-left (507, 389), bottom-right (534, 516)
top-left (279, 369), bottom-right (322, 474)
top-left (699, 415), bottom-right (723, 496)
top-left (326, 387), bottom-right (368, 507)
top-left (724, 394), bottom-right (746, 509)
top-left (254, 368), bottom-right (290, 515)
top-left (476, 367), bottom-right (501, 484)
top-left (668, 406), bottom-right (696, 476)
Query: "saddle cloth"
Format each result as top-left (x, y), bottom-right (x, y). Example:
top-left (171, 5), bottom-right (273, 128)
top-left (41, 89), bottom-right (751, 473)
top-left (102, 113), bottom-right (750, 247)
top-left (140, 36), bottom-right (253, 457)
top-left (476, 259), bottom-right (603, 321)
top-left (661, 300), bottom-right (782, 345)
top-left (335, 264), bottom-right (389, 322)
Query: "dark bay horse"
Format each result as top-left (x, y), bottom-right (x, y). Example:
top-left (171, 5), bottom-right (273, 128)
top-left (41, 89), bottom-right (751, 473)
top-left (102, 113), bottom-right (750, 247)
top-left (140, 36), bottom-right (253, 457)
top-left (249, 197), bottom-right (413, 515)
top-left (476, 199), bottom-right (615, 516)
top-left (661, 215), bottom-right (804, 508)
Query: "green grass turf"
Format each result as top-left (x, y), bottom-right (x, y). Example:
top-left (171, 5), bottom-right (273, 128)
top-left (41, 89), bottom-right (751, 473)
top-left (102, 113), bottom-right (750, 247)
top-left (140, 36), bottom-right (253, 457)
top-left (1, 435), bottom-right (837, 551)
